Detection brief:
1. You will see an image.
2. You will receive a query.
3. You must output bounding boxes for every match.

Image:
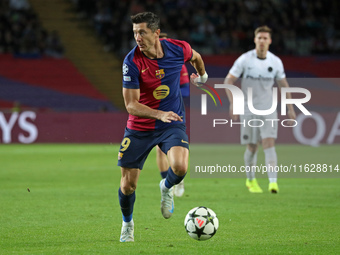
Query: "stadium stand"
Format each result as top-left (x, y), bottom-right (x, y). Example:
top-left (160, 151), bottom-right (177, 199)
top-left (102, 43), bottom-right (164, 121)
top-left (71, 0), bottom-right (340, 58)
top-left (0, 0), bottom-right (64, 57)
top-left (0, 0), bottom-right (123, 112)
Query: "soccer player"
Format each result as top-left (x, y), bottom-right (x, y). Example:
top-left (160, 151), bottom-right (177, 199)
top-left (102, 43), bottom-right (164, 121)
top-left (155, 32), bottom-right (190, 197)
top-left (118, 12), bottom-right (207, 242)
top-left (224, 25), bottom-right (296, 194)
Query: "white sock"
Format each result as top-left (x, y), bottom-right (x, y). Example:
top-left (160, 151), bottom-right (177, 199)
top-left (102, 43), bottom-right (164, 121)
top-left (244, 148), bottom-right (257, 181)
top-left (123, 219), bottom-right (134, 227)
top-left (161, 180), bottom-right (169, 192)
top-left (264, 147), bottom-right (277, 183)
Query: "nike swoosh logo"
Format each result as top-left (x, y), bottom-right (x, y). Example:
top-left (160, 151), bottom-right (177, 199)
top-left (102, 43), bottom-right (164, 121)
top-left (169, 202), bottom-right (174, 213)
top-left (181, 139), bottom-right (189, 144)
top-left (141, 67), bottom-right (149, 73)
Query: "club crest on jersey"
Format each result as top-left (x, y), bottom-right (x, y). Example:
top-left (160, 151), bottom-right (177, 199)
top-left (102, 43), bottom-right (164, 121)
top-left (118, 152), bottom-right (123, 160)
top-left (155, 69), bottom-right (165, 79)
top-left (153, 85), bottom-right (170, 100)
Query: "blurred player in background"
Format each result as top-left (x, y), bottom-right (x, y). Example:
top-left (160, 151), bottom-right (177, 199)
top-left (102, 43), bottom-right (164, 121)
top-left (118, 12), bottom-right (208, 242)
top-left (224, 26), bottom-right (296, 194)
top-left (155, 32), bottom-right (190, 197)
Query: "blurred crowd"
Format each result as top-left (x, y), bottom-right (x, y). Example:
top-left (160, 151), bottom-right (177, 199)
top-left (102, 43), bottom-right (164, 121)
top-left (1, 0), bottom-right (339, 58)
top-left (0, 0), bottom-right (64, 57)
top-left (72, 0), bottom-right (340, 58)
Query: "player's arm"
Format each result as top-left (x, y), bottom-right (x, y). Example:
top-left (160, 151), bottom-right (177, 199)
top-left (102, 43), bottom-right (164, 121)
top-left (190, 49), bottom-right (206, 76)
top-left (277, 78), bottom-right (296, 121)
top-left (224, 73), bottom-right (239, 120)
top-left (189, 49), bottom-right (208, 86)
top-left (123, 88), bottom-right (182, 123)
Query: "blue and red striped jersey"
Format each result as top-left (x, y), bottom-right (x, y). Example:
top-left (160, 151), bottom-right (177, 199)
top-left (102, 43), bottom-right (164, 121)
top-left (122, 38), bottom-right (192, 131)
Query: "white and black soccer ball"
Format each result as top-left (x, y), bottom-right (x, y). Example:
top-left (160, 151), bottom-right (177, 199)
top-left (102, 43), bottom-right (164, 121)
top-left (184, 206), bottom-right (219, 241)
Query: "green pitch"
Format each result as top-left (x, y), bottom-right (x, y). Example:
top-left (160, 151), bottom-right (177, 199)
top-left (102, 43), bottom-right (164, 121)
top-left (1, 144), bottom-right (339, 254)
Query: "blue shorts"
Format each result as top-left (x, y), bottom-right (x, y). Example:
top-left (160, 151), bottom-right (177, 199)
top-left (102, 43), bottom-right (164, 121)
top-left (117, 124), bottom-right (189, 170)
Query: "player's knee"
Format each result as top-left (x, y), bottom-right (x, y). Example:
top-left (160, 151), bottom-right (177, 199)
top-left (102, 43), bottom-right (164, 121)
top-left (120, 181), bottom-right (137, 195)
top-left (262, 139), bottom-right (275, 149)
top-left (171, 162), bottom-right (188, 176)
top-left (247, 144), bottom-right (257, 154)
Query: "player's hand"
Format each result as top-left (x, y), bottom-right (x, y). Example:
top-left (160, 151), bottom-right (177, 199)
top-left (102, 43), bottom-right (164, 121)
top-left (190, 72), bottom-right (208, 87)
top-left (229, 105), bottom-right (239, 121)
top-left (190, 73), bottom-right (202, 87)
top-left (160, 111), bottom-right (183, 123)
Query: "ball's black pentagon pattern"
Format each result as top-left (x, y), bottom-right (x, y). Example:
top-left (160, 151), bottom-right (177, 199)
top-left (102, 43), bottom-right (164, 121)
top-left (184, 206), bottom-right (218, 241)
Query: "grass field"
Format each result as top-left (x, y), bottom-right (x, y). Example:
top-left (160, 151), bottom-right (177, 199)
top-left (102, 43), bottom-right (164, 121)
top-left (1, 144), bottom-right (339, 254)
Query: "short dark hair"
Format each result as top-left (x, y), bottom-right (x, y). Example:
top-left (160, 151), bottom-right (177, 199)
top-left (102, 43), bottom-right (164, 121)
top-left (254, 25), bottom-right (272, 37)
top-left (131, 12), bottom-right (160, 32)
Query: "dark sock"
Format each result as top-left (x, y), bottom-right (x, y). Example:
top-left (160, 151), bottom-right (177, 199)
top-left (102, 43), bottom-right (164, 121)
top-left (164, 167), bottom-right (186, 189)
top-left (118, 187), bottom-right (135, 222)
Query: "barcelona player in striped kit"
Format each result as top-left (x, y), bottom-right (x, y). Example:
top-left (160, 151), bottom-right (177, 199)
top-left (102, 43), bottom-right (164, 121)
top-left (118, 12), bottom-right (208, 242)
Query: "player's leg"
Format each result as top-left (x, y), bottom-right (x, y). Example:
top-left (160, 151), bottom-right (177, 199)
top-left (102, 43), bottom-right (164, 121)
top-left (260, 112), bottom-right (279, 193)
top-left (241, 115), bottom-right (262, 193)
top-left (168, 146), bottom-right (187, 197)
top-left (119, 167), bottom-right (140, 242)
top-left (167, 146), bottom-right (189, 185)
top-left (158, 125), bottom-right (189, 218)
top-left (244, 143), bottom-right (263, 193)
top-left (245, 143), bottom-right (258, 181)
top-left (262, 138), bottom-right (279, 193)
top-left (156, 145), bottom-right (169, 179)
top-left (157, 145), bottom-right (185, 197)
top-left (117, 128), bottom-right (156, 241)
top-left (159, 146), bottom-right (188, 218)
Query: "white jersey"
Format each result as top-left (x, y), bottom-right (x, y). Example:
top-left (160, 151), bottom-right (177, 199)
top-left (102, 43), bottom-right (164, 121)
top-left (229, 49), bottom-right (285, 114)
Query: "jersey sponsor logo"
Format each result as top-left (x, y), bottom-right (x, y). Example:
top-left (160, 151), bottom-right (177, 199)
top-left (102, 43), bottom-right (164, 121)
top-left (123, 76), bottom-right (131, 81)
top-left (155, 69), bottom-right (165, 79)
top-left (123, 64), bottom-right (129, 75)
top-left (142, 67), bottom-right (149, 73)
top-left (153, 85), bottom-right (170, 100)
top-left (245, 74), bottom-right (273, 81)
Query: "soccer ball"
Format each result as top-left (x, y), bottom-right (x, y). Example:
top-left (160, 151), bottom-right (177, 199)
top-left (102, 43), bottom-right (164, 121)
top-left (184, 206), bottom-right (219, 241)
